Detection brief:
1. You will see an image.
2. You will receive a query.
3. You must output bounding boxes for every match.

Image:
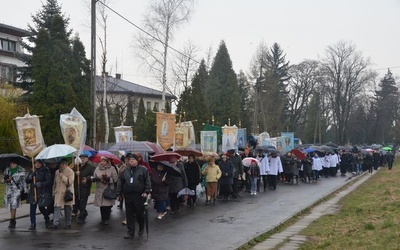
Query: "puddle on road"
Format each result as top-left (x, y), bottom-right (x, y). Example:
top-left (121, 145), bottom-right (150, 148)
top-left (210, 215), bottom-right (236, 224)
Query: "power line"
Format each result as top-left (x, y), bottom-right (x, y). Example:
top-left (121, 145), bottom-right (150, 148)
top-left (97, 1), bottom-right (203, 66)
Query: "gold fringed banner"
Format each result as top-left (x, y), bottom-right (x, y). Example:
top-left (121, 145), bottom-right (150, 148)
top-left (156, 113), bottom-right (176, 151)
top-left (15, 113), bottom-right (45, 158)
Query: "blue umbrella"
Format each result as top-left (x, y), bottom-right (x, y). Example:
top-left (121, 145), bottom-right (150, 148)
top-left (305, 147), bottom-right (317, 153)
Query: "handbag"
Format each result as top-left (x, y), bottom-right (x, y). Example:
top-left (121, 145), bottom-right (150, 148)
top-left (103, 179), bottom-right (118, 200)
top-left (11, 177), bottom-right (27, 201)
top-left (64, 179), bottom-right (74, 202)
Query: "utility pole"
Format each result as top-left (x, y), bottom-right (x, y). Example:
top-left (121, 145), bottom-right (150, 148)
top-left (90, 0), bottom-right (97, 148)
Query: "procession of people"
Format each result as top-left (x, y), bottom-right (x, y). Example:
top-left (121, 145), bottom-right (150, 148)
top-left (1, 140), bottom-right (396, 240)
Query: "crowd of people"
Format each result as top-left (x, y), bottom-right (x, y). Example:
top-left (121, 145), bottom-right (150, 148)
top-left (1, 145), bottom-right (395, 239)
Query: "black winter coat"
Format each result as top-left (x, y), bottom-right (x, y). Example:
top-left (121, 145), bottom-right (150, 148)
top-left (184, 161), bottom-right (201, 186)
top-left (151, 169), bottom-right (169, 201)
top-left (73, 161), bottom-right (95, 197)
top-left (218, 160), bottom-right (234, 185)
top-left (26, 166), bottom-right (52, 206)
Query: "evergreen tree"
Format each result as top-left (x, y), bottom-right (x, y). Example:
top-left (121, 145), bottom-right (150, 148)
top-left (262, 43), bottom-right (290, 135)
top-left (18, 0), bottom-right (89, 144)
top-left (237, 71), bottom-right (252, 130)
top-left (135, 98), bottom-right (147, 140)
top-left (373, 69), bottom-right (399, 143)
top-left (125, 98), bottom-right (134, 126)
top-left (204, 41), bottom-right (239, 126)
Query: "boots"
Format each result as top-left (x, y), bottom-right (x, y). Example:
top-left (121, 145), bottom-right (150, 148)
top-left (8, 219), bottom-right (16, 229)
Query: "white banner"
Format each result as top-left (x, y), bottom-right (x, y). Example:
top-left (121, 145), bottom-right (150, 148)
top-left (200, 131), bottom-right (217, 154)
top-left (60, 108), bottom-right (87, 156)
top-left (114, 125), bottom-right (133, 143)
top-left (174, 121), bottom-right (195, 149)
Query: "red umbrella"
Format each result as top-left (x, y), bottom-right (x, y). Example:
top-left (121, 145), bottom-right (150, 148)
top-left (151, 152), bottom-right (182, 163)
top-left (143, 141), bottom-right (166, 155)
top-left (290, 149), bottom-right (307, 160)
top-left (89, 150), bottom-right (122, 165)
top-left (174, 147), bottom-right (203, 157)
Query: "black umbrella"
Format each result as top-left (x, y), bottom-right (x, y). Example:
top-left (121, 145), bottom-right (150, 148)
top-left (156, 161), bottom-right (183, 176)
top-left (0, 153), bottom-right (30, 172)
top-left (144, 195), bottom-right (151, 238)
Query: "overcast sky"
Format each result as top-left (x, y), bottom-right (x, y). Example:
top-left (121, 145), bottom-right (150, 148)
top-left (2, 0), bottom-right (400, 90)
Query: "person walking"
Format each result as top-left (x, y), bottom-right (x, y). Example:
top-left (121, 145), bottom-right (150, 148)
top-left (267, 152), bottom-right (283, 190)
top-left (228, 149), bottom-right (243, 197)
top-left (166, 160), bottom-right (187, 214)
top-left (218, 154), bottom-right (234, 201)
top-left (117, 153), bottom-right (151, 239)
top-left (52, 159), bottom-right (75, 229)
top-left (256, 150), bottom-right (269, 192)
top-left (2, 160), bottom-right (26, 229)
top-left (202, 156), bottom-right (221, 205)
top-left (92, 156), bottom-right (118, 225)
top-left (26, 159), bottom-right (52, 230)
top-left (184, 154), bottom-right (201, 207)
top-left (73, 154), bottom-right (95, 224)
top-left (311, 153), bottom-right (323, 183)
top-left (248, 160), bottom-right (260, 195)
top-left (151, 162), bottom-right (169, 219)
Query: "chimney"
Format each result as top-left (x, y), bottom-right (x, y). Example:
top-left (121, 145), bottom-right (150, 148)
top-left (116, 73), bottom-right (121, 79)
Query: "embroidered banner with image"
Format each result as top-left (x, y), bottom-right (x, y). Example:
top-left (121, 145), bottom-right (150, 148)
top-left (222, 125), bottom-right (238, 153)
top-left (15, 113), bottom-right (45, 157)
top-left (174, 121), bottom-right (195, 149)
top-left (60, 108), bottom-right (87, 156)
top-left (114, 125), bottom-right (133, 143)
top-left (156, 113), bottom-right (176, 151)
top-left (200, 131), bottom-right (217, 155)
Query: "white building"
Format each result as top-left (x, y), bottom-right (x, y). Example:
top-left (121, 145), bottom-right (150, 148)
top-left (96, 73), bottom-right (175, 123)
top-left (0, 23), bottom-right (30, 84)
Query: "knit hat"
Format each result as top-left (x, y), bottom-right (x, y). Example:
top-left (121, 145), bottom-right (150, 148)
top-left (126, 153), bottom-right (139, 162)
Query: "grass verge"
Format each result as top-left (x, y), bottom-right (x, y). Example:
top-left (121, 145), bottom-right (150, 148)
top-left (298, 164), bottom-right (400, 249)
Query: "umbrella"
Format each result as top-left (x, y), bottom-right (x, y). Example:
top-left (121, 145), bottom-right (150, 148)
top-left (255, 145), bottom-right (269, 152)
top-left (0, 153), bottom-right (30, 171)
top-left (89, 150), bottom-right (122, 165)
top-left (156, 161), bottom-right (183, 175)
top-left (144, 194), bottom-right (151, 238)
top-left (304, 147), bottom-right (317, 153)
top-left (174, 147), bottom-right (203, 157)
top-left (82, 145), bottom-right (97, 157)
top-left (36, 144), bottom-right (77, 160)
top-left (143, 141), bottom-right (165, 155)
top-left (107, 141), bottom-right (153, 152)
top-left (290, 149), bottom-right (307, 160)
top-left (321, 145), bottom-right (335, 154)
top-left (382, 146), bottom-right (392, 151)
top-left (177, 187), bottom-right (195, 197)
top-left (242, 157), bottom-right (260, 167)
top-left (151, 152), bottom-right (182, 163)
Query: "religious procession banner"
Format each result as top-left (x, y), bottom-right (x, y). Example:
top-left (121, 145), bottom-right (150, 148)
top-left (15, 113), bottom-right (45, 158)
top-left (203, 124), bottom-right (222, 146)
top-left (174, 121), bottom-right (195, 149)
top-left (200, 131), bottom-right (217, 154)
top-left (156, 113), bottom-right (176, 151)
top-left (114, 125), bottom-right (133, 143)
top-left (280, 132), bottom-right (295, 153)
top-left (222, 125), bottom-right (238, 153)
top-left (237, 128), bottom-right (247, 149)
top-left (60, 108), bottom-right (87, 155)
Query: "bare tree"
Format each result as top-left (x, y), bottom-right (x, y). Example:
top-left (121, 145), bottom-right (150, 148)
top-left (287, 60), bottom-right (321, 131)
top-left (320, 41), bottom-right (375, 144)
top-left (134, 0), bottom-right (194, 112)
top-left (170, 39), bottom-right (199, 99)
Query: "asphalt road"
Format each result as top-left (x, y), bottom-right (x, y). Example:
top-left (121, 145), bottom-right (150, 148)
top-left (0, 175), bottom-right (352, 250)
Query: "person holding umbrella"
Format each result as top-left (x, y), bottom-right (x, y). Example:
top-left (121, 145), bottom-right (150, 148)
top-left (2, 159), bottom-right (26, 229)
top-left (52, 159), bottom-right (75, 230)
top-left (117, 153), bottom-right (151, 239)
top-left (26, 159), bottom-right (52, 230)
top-left (72, 154), bottom-right (95, 224)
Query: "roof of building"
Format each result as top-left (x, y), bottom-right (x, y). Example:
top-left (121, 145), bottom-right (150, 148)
top-left (0, 23), bottom-right (31, 37)
top-left (95, 75), bottom-right (176, 99)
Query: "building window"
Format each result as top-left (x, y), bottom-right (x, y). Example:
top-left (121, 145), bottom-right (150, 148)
top-left (146, 101), bottom-right (151, 111)
top-left (0, 39), bottom-right (16, 52)
top-left (154, 102), bottom-right (159, 111)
